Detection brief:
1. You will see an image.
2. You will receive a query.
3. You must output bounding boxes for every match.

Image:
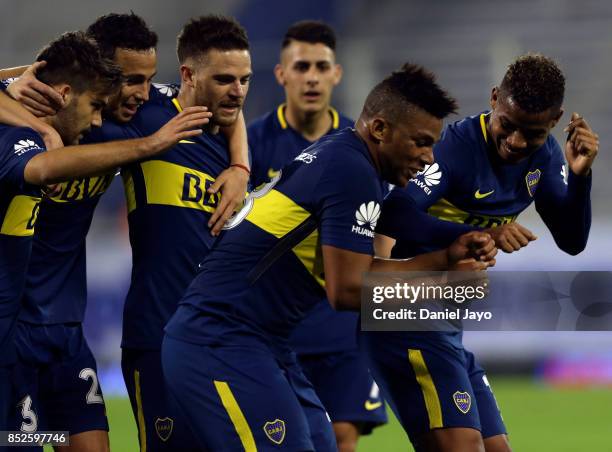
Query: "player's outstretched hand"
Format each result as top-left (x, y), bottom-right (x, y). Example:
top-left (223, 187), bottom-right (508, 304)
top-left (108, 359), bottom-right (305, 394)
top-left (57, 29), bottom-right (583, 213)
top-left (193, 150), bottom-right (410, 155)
top-left (6, 61), bottom-right (65, 117)
top-left (206, 166), bottom-right (249, 236)
top-left (447, 231), bottom-right (497, 269)
top-left (147, 106), bottom-right (211, 153)
top-left (484, 223), bottom-right (536, 253)
top-left (564, 112), bottom-right (599, 177)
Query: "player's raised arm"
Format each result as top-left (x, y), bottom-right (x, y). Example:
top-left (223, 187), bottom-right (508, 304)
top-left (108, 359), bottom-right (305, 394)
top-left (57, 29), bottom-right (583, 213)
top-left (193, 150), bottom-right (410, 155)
top-left (24, 106), bottom-right (210, 185)
top-left (0, 64), bottom-right (29, 80)
top-left (3, 61), bottom-right (65, 116)
top-left (207, 110), bottom-right (250, 235)
top-left (534, 112), bottom-right (596, 255)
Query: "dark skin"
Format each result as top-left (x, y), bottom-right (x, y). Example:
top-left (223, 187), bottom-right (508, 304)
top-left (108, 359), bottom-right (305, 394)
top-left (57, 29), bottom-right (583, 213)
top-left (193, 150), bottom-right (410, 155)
top-left (482, 87), bottom-right (599, 253)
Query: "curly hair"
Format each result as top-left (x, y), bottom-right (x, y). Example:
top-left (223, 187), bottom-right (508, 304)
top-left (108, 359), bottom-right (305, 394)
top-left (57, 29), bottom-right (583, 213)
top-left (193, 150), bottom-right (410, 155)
top-left (86, 12), bottom-right (158, 60)
top-left (500, 54), bottom-right (565, 113)
top-left (363, 63), bottom-right (458, 121)
top-left (35, 31), bottom-right (122, 96)
top-left (281, 20), bottom-right (336, 51)
top-left (177, 15), bottom-right (249, 64)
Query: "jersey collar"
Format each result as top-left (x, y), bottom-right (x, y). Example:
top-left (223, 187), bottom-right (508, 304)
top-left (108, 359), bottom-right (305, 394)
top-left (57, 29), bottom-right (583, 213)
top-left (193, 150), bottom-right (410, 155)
top-left (276, 103), bottom-right (340, 130)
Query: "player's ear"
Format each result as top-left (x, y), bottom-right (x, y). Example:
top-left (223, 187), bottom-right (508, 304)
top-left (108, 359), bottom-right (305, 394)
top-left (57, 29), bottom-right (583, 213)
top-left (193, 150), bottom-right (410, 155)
top-left (179, 65), bottom-right (195, 87)
top-left (273, 64), bottom-right (285, 86)
top-left (369, 117), bottom-right (388, 143)
top-left (332, 63), bottom-right (343, 85)
top-left (490, 86), bottom-right (499, 109)
top-left (55, 84), bottom-right (71, 107)
top-left (550, 107), bottom-right (564, 128)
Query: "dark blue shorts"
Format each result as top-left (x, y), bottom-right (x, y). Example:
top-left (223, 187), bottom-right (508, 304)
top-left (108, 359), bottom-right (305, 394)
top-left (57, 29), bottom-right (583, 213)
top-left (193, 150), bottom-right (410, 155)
top-left (13, 322), bottom-right (108, 442)
top-left (162, 336), bottom-right (337, 452)
top-left (297, 350), bottom-right (387, 434)
top-left (360, 332), bottom-right (506, 444)
top-left (121, 348), bottom-right (200, 452)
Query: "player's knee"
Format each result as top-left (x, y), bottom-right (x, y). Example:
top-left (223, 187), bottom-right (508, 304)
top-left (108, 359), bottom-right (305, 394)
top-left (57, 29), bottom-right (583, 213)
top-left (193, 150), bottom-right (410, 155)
top-left (333, 422), bottom-right (360, 452)
top-left (483, 434), bottom-right (512, 452)
top-left (424, 427), bottom-right (485, 452)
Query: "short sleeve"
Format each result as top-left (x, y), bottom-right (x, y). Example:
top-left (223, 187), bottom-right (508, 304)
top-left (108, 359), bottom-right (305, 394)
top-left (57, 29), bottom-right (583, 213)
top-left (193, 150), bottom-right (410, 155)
top-left (0, 128), bottom-right (46, 191)
top-left (316, 153), bottom-right (382, 255)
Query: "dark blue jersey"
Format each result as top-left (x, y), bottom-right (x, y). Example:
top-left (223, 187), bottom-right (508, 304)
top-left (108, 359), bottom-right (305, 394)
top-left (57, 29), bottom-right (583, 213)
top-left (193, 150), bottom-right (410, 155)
top-left (248, 104), bottom-right (353, 187)
top-left (0, 125), bottom-right (44, 363)
top-left (165, 128), bottom-right (386, 353)
top-left (378, 112), bottom-right (591, 257)
top-left (120, 96), bottom-right (231, 350)
top-left (248, 105), bottom-right (358, 354)
top-left (18, 84), bottom-right (179, 325)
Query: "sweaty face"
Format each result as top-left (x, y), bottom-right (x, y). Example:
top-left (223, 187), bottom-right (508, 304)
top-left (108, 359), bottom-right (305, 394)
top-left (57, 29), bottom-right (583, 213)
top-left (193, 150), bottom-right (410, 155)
top-left (377, 108), bottom-right (442, 187)
top-left (488, 88), bottom-right (561, 163)
top-left (107, 48), bottom-right (157, 123)
top-left (54, 90), bottom-right (107, 145)
top-left (276, 41), bottom-right (341, 115)
top-left (191, 49), bottom-right (251, 127)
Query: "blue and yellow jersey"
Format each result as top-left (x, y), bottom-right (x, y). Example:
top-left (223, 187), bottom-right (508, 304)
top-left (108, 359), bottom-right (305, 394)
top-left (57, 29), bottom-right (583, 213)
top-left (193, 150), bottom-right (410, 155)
top-left (378, 112), bottom-right (591, 257)
top-left (0, 125), bottom-right (44, 363)
top-left (18, 83), bottom-right (180, 326)
top-left (248, 105), bottom-right (357, 354)
top-left (165, 128), bottom-right (386, 352)
top-left (120, 95), bottom-right (231, 350)
top-left (248, 104), bottom-right (353, 187)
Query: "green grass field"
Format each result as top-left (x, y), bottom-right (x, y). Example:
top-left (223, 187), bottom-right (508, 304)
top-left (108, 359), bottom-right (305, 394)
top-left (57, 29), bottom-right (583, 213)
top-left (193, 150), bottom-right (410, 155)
top-left (97, 377), bottom-right (611, 451)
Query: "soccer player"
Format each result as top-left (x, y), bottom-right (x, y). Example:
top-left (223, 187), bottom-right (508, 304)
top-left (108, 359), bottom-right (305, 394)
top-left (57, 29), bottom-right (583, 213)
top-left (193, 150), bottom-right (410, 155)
top-left (370, 54), bottom-right (598, 452)
top-left (3, 13), bottom-right (248, 451)
top-left (162, 63), bottom-right (498, 451)
top-left (247, 20), bottom-right (386, 451)
top-left (0, 30), bottom-right (209, 435)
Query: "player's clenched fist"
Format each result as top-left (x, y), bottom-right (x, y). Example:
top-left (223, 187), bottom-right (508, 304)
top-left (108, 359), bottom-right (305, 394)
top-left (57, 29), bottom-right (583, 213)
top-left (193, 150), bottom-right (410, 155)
top-left (564, 112), bottom-right (599, 177)
top-left (484, 222), bottom-right (537, 253)
top-left (447, 231), bottom-right (497, 270)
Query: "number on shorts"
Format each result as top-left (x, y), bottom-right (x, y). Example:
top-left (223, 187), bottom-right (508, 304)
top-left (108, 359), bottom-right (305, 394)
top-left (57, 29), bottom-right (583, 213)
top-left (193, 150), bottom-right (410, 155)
top-left (18, 395), bottom-right (38, 433)
top-left (79, 368), bottom-right (104, 404)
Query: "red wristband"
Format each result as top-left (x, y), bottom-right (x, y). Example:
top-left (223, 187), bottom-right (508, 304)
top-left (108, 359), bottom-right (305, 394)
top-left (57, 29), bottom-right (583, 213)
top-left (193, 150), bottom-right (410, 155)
top-left (230, 163), bottom-right (251, 175)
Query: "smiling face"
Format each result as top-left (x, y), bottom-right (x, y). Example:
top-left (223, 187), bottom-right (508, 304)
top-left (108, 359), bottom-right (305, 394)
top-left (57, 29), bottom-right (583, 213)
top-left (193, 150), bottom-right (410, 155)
top-left (374, 107), bottom-right (443, 187)
top-left (275, 41), bottom-right (341, 115)
top-left (488, 87), bottom-right (562, 163)
top-left (188, 49), bottom-right (251, 127)
top-left (106, 47), bottom-right (157, 123)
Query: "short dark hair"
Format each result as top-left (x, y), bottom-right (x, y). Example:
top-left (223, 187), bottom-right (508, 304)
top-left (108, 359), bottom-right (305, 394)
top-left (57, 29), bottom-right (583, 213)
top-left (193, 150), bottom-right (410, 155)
top-left (86, 12), bottom-right (158, 60)
top-left (35, 31), bottom-right (123, 96)
top-left (363, 63), bottom-right (458, 121)
top-left (281, 20), bottom-right (336, 51)
top-left (499, 54), bottom-right (565, 113)
top-left (177, 15), bottom-right (249, 64)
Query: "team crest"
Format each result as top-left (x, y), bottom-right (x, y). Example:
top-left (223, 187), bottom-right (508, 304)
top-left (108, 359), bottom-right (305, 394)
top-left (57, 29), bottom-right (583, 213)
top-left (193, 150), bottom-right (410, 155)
top-left (155, 417), bottom-right (173, 441)
top-left (263, 419), bottom-right (286, 445)
top-left (525, 169), bottom-right (542, 197)
top-left (453, 391), bottom-right (472, 414)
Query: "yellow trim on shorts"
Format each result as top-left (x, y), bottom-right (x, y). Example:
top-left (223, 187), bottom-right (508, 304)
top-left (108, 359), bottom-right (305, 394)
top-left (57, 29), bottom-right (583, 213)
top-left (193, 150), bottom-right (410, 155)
top-left (408, 349), bottom-right (444, 429)
top-left (134, 370), bottom-right (147, 452)
top-left (214, 380), bottom-right (257, 451)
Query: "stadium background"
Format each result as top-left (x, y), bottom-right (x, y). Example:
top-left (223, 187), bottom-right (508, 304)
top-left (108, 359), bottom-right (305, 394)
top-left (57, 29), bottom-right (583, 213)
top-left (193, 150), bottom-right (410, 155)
top-left (2, 0), bottom-right (611, 450)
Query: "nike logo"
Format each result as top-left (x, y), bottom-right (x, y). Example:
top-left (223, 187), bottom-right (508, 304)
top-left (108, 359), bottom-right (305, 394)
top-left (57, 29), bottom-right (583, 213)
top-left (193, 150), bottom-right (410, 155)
top-left (179, 139), bottom-right (196, 144)
top-left (364, 400), bottom-right (382, 411)
top-left (474, 189), bottom-right (494, 199)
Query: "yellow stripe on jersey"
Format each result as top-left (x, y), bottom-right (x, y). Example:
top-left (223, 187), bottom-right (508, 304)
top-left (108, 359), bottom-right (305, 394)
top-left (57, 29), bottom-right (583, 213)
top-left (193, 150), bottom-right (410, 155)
top-left (277, 103), bottom-right (341, 130)
top-left (214, 381), bottom-right (257, 452)
top-left (134, 370), bottom-right (147, 452)
top-left (408, 349), bottom-right (443, 429)
top-left (140, 160), bottom-right (219, 213)
top-left (122, 171), bottom-right (137, 213)
top-left (171, 98), bottom-right (182, 113)
top-left (48, 175), bottom-right (113, 203)
top-left (330, 106), bottom-right (340, 129)
top-left (428, 198), bottom-right (516, 228)
top-left (292, 229), bottom-right (326, 288)
top-left (480, 113), bottom-right (488, 143)
top-left (245, 189), bottom-right (310, 238)
top-left (0, 195), bottom-right (41, 237)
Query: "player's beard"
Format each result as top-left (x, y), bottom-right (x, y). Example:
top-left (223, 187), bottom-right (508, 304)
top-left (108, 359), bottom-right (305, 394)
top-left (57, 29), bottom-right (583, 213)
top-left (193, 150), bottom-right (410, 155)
top-left (52, 98), bottom-right (82, 145)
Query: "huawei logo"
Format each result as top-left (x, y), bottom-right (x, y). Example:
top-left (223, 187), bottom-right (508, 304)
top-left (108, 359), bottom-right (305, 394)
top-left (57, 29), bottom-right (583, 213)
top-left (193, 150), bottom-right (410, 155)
top-left (355, 201), bottom-right (381, 230)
